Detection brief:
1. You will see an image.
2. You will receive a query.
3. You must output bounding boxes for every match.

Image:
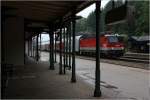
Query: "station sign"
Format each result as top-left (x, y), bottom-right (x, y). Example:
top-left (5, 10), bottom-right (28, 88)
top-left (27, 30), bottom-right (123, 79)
top-left (105, 4), bottom-right (135, 26)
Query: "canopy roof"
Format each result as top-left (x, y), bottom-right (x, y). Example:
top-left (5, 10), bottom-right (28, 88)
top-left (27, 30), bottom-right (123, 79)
top-left (2, 1), bottom-right (94, 24)
top-left (2, 1), bottom-right (95, 39)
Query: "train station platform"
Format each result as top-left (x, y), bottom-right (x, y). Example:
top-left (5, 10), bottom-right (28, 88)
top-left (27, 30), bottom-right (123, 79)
top-left (4, 55), bottom-right (131, 99)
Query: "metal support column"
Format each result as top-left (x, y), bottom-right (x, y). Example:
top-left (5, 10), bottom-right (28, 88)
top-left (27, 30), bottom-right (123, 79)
top-left (49, 32), bottom-right (51, 69)
top-left (65, 27), bottom-right (67, 72)
top-left (54, 30), bottom-right (57, 63)
top-left (71, 12), bottom-right (76, 82)
top-left (68, 22), bottom-right (71, 70)
top-left (53, 25), bottom-right (55, 63)
top-left (33, 37), bottom-right (35, 58)
top-left (32, 37), bottom-right (34, 57)
top-left (31, 37), bottom-right (33, 57)
top-left (52, 30), bottom-right (55, 69)
top-left (40, 34), bottom-right (41, 58)
top-left (29, 39), bottom-right (31, 56)
top-left (29, 39), bottom-right (31, 57)
top-left (59, 27), bottom-right (63, 74)
top-left (94, 1), bottom-right (102, 97)
top-left (32, 37), bottom-right (34, 58)
top-left (36, 35), bottom-right (39, 61)
top-left (49, 27), bottom-right (55, 70)
top-left (34, 36), bottom-right (36, 58)
top-left (63, 27), bottom-right (66, 74)
top-left (28, 40), bottom-right (30, 56)
top-left (66, 26), bottom-right (69, 69)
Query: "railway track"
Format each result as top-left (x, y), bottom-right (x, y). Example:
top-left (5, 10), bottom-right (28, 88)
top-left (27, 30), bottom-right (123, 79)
top-left (76, 53), bottom-right (149, 70)
top-left (42, 51), bottom-right (149, 69)
top-left (76, 52), bottom-right (149, 63)
top-left (119, 56), bottom-right (149, 64)
top-left (121, 52), bottom-right (149, 64)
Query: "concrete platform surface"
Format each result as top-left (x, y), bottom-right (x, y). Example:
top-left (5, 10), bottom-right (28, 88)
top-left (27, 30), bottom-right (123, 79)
top-left (4, 56), bottom-right (134, 99)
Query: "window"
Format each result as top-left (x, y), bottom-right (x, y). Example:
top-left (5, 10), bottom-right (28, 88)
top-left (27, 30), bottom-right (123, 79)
top-left (108, 36), bottom-right (118, 43)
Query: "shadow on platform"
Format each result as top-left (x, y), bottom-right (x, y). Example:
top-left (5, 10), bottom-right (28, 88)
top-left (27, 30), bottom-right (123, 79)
top-left (3, 56), bottom-right (131, 99)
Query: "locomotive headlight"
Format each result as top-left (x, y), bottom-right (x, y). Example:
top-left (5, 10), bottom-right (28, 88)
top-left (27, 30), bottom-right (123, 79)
top-left (121, 47), bottom-right (124, 50)
top-left (102, 44), bottom-right (107, 47)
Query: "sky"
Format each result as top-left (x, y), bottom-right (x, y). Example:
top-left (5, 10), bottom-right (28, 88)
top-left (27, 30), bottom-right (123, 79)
top-left (41, 0), bottom-right (110, 43)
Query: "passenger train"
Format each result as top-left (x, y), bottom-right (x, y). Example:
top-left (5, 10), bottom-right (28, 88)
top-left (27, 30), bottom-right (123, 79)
top-left (42, 32), bottom-right (125, 57)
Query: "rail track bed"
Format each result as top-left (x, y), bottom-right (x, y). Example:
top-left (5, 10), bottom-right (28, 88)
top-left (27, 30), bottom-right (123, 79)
top-left (76, 53), bottom-right (149, 70)
top-left (42, 51), bottom-right (149, 70)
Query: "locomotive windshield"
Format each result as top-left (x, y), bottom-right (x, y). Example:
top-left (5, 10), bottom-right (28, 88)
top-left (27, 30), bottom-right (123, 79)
top-left (107, 36), bottom-right (118, 43)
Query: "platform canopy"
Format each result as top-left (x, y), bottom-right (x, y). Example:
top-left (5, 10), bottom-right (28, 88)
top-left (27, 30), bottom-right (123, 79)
top-left (2, 1), bottom-right (95, 39)
top-left (2, 1), bottom-right (94, 30)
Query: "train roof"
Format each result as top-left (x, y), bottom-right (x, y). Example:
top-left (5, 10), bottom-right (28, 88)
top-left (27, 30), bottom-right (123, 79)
top-left (80, 34), bottom-right (95, 39)
top-left (79, 32), bottom-right (119, 39)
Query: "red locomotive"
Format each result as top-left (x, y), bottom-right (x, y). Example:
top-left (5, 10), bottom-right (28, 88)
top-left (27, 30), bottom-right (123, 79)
top-left (79, 33), bottom-right (125, 57)
top-left (44, 32), bottom-right (125, 57)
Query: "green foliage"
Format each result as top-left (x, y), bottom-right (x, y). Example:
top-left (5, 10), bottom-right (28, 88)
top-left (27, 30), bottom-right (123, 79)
top-left (86, 11), bottom-right (96, 33)
top-left (76, 18), bottom-right (87, 33)
top-left (133, 1), bottom-right (149, 36)
top-left (105, 0), bottom-right (149, 36)
top-left (76, 1), bottom-right (149, 36)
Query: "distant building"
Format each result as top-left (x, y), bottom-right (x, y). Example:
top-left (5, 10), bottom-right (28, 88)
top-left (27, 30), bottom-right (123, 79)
top-left (128, 35), bottom-right (150, 53)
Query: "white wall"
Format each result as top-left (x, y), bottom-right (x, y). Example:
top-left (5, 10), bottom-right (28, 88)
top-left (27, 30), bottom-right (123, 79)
top-left (3, 17), bottom-right (24, 66)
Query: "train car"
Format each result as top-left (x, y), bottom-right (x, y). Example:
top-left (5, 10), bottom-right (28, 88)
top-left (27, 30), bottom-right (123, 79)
top-left (54, 32), bottom-right (125, 57)
top-left (55, 35), bottom-right (80, 53)
top-left (80, 33), bottom-right (125, 57)
top-left (41, 44), bottom-right (49, 51)
top-left (55, 41), bottom-right (60, 52)
top-left (55, 38), bottom-right (68, 52)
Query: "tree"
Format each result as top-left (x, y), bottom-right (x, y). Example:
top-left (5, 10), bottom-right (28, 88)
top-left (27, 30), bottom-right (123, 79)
top-left (76, 0), bottom-right (149, 36)
top-left (76, 18), bottom-right (87, 33)
top-left (133, 1), bottom-right (149, 35)
top-left (110, 1), bottom-right (149, 36)
top-left (86, 11), bottom-right (96, 33)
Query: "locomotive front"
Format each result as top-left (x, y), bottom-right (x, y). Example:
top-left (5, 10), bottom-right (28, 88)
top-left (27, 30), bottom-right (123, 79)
top-left (101, 34), bottom-right (125, 57)
top-left (80, 33), bottom-right (125, 57)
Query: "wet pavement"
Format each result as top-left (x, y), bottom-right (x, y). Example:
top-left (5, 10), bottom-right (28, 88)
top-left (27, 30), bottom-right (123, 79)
top-left (5, 55), bottom-right (134, 99)
top-left (40, 51), bottom-right (150, 100)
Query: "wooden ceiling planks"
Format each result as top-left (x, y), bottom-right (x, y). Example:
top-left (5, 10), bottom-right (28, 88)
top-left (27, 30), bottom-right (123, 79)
top-left (2, 1), bottom-right (94, 39)
top-left (2, 1), bottom-right (84, 22)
